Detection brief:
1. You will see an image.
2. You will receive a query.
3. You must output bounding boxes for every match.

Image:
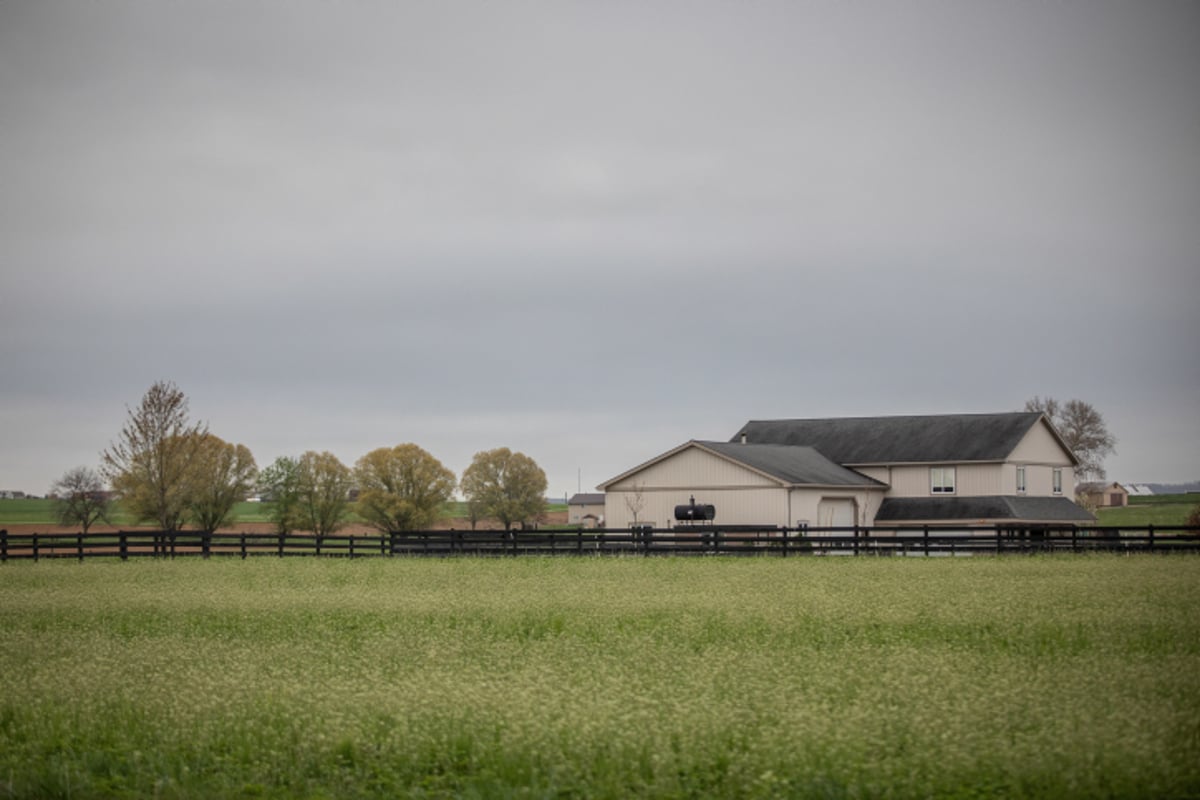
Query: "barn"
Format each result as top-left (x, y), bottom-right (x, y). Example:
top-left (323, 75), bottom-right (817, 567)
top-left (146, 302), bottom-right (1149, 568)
top-left (598, 412), bottom-right (1094, 529)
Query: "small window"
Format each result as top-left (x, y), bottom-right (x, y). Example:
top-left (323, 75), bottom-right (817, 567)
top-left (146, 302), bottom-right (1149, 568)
top-left (931, 467), bottom-right (956, 494)
top-left (1016, 466), bottom-right (1027, 494)
top-left (1052, 468), bottom-right (1063, 495)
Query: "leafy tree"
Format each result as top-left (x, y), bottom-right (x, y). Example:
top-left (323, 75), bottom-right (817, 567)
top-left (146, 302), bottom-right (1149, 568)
top-left (464, 495), bottom-right (485, 531)
top-left (354, 444), bottom-right (456, 532)
top-left (294, 451), bottom-right (353, 537)
top-left (257, 455), bottom-right (302, 535)
top-left (49, 466), bottom-right (112, 533)
top-left (186, 434), bottom-right (257, 532)
top-left (1025, 396), bottom-right (1117, 482)
top-left (460, 447), bottom-right (548, 531)
top-left (101, 381), bottom-right (207, 531)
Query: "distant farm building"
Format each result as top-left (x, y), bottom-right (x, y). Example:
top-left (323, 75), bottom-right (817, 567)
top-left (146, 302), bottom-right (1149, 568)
top-left (567, 493), bottom-right (605, 528)
top-left (1077, 482), bottom-right (1130, 508)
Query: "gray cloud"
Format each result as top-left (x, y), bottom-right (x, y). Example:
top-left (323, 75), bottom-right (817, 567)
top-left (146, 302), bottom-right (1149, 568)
top-left (2, 1), bottom-right (1198, 496)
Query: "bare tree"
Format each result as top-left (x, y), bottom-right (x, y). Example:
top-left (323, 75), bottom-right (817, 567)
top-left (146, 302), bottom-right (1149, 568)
top-left (1025, 396), bottom-right (1117, 482)
top-left (49, 466), bottom-right (111, 533)
top-left (623, 482), bottom-right (646, 525)
top-left (101, 381), bottom-right (207, 531)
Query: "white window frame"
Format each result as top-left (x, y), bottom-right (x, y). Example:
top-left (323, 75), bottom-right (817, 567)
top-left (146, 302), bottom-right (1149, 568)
top-left (1052, 468), bottom-right (1063, 495)
top-left (1016, 465), bottom-right (1027, 494)
top-left (930, 466), bottom-right (956, 494)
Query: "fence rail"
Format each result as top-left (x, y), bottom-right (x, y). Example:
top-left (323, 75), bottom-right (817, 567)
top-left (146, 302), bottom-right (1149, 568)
top-left (2, 525), bottom-right (1199, 561)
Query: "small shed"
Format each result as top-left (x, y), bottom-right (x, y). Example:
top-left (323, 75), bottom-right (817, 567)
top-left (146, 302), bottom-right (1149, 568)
top-left (1077, 482), bottom-right (1129, 508)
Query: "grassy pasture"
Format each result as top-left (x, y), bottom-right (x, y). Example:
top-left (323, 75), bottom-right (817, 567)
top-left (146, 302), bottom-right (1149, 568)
top-left (0, 499), bottom-right (569, 529)
top-left (2, 557), bottom-right (1198, 799)
top-left (1096, 494), bottom-right (1198, 527)
top-left (0, 499), bottom-right (277, 527)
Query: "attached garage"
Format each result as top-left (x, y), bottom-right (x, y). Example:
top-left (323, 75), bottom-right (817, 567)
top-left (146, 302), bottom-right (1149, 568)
top-left (599, 440), bottom-right (886, 529)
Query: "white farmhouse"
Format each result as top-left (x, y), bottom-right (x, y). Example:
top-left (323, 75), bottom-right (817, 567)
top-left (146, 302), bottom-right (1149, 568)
top-left (599, 412), bottom-right (1093, 529)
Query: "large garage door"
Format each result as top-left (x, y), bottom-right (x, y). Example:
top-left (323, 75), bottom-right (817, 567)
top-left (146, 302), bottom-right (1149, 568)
top-left (817, 498), bottom-right (858, 531)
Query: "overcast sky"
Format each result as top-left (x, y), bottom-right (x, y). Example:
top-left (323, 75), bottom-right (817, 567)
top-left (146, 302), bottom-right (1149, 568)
top-left (2, 1), bottom-right (1197, 500)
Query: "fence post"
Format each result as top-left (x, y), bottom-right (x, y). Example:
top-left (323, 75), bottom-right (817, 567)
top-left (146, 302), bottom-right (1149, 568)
top-left (119, 531), bottom-right (128, 561)
top-left (32, 532), bottom-right (39, 562)
top-left (241, 533), bottom-right (247, 560)
top-left (781, 527), bottom-right (789, 558)
top-left (1, 529), bottom-right (6, 562)
top-left (577, 527), bottom-right (583, 554)
top-left (1148, 524), bottom-right (1155, 552)
top-left (78, 532), bottom-right (84, 562)
top-left (923, 525), bottom-right (929, 557)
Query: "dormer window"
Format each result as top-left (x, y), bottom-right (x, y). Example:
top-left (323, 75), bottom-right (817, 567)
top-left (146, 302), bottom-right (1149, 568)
top-left (931, 467), bottom-right (956, 494)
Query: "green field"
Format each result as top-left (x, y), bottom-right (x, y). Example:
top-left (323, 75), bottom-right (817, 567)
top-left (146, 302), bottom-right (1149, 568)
top-left (2, 557), bottom-right (1198, 798)
top-left (1096, 494), bottom-right (1198, 527)
top-left (0, 498), bottom-right (278, 527)
top-left (0, 499), bottom-right (569, 528)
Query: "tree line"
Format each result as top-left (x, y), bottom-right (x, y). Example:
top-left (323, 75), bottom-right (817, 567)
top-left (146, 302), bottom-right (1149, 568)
top-left (48, 383), bottom-right (1120, 534)
top-left (50, 381), bottom-right (547, 535)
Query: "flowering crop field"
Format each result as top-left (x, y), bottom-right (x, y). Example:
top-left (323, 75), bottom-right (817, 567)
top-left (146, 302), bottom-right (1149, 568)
top-left (2, 557), bottom-right (1198, 799)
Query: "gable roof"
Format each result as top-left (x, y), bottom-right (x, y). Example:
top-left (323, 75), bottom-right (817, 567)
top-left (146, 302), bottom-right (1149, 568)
top-left (568, 493), bottom-right (605, 506)
top-left (599, 440), bottom-right (885, 490)
top-left (876, 496), bottom-right (1096, 523)
top-left (731, 412), bottom-right (1069, 465)
top-left (697, 442), bottom-right (886, 487)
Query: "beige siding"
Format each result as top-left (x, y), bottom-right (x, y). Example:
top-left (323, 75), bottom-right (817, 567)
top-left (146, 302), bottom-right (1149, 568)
top-left (604, 486), bottom-right (789, 528)
top-left (855, 466), bottom-right (891, 485)
top-left (568, 502), bottom-right (605, 525)
top-left (1005, 421), bottom-right (1076, 496)
top-left (1009, 421), bottom-right (1075, 465)
top-left (885, 464), bottom-right (1004, 497)
top-left (1003, 464), bottom-right (1076, 495)
top-left (607, 446), bottom-right (777, 491)
top-left (789, 489), bottom-right (883, 527)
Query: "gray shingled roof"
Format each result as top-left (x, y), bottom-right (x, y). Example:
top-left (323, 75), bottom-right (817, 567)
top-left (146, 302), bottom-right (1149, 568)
top-left (875, 496), bottom-right (1095, 523)
top-left (732, 412), bottom-right (1050, 464)
top-left (696, 441), bottom-right (885, 487)
top-left (568, 493), bottom-right (605, 505)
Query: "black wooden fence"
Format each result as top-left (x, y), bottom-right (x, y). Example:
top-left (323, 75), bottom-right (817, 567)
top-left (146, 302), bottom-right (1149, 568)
top-left (2, 525), bottom-right (1199, 561)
